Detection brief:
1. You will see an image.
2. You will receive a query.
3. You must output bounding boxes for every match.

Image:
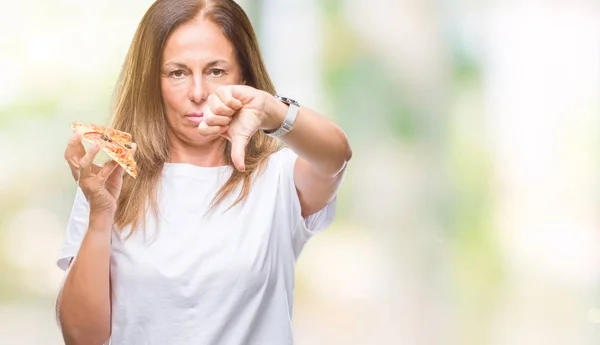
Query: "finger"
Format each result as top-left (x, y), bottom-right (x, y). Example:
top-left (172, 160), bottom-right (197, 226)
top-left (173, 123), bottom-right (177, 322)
top-left (97, 160), bottom-right (120, 180)
top-left (109, 164), bottom-right (125, 180)
top-left (230, 136), bottom-right (248, 172)
top-left (70, 157), bottom-right (103, 180)
top-left (64, 131), bottom-right (86, 161)
top-left (218, 126), bottom-right (231, 141)
top-left (198, 120), bottom-right (227, 136)
top-left (67, 157), bottom-right (81, 181)
top-left (79, 143), bottom-right (102, 179)
top-left (203, 114), bottom-right (232, 127)
top-left (216, 85), bottom-right (243, 110)
top-left (65, 132), bottom-right (86, 181)
top-left (131, 142), bottom-right (137, 154)
top-left (104, 164), bottom-right (125, 193)
top-left (208, 93), bottom-right (237, 117)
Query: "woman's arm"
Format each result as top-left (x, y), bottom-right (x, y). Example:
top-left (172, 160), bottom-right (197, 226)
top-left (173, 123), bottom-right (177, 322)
top-left (59, 140), bottom-right (125, 345)
top-left (264, 97), bottom-right (352, 217)
top-left (199, 85), bottom-right (352, 218)
top-left (57, 213), bottom-right (113, 345)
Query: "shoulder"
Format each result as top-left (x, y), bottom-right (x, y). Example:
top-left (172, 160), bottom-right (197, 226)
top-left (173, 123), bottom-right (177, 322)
top-left (248, 147), bottom-right (298, 191)
top-left (265, 147), bottom-right (298, 171)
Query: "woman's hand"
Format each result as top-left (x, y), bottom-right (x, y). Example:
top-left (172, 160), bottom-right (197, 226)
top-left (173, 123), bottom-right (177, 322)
top-left (64, 131), bottom-right (88, 182)
top-left (198, 85), bottom-right (285, 172)
top-left (64, 132), bottom-right (130, 215)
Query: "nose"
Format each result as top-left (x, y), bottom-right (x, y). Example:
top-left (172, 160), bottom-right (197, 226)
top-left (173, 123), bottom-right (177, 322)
top-left (189, 75), bottom-right (208, 104)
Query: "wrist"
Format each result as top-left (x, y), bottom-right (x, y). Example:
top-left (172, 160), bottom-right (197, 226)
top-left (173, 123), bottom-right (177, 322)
top-left (89, 210), bottom-right (115, 231)
top-left (262, 92), bottom-right (287, 131)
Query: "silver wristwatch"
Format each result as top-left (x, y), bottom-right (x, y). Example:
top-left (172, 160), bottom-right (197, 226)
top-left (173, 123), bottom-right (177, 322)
top-left (263, 94), bottom-right (300, 138)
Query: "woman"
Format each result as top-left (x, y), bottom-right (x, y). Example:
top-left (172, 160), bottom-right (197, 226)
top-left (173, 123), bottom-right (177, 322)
top-left (56, 0), bottom-right (351, 344)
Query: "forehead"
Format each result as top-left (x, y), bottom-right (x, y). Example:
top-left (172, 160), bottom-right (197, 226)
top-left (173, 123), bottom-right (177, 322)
top-left (162, 16), bottom-right (236, 64)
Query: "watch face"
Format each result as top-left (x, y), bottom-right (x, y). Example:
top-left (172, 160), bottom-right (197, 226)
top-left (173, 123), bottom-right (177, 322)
top-left (274, 93), bottom-right (299, 107)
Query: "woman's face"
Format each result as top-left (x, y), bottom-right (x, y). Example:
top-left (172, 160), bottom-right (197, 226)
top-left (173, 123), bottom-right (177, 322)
top-left (161, 17), bottom-right (244, 147)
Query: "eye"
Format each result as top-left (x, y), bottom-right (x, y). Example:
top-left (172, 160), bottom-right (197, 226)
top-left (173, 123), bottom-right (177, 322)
top-left (208, 68), bottom-right (225, 77)
top-left (169, 70), bottom-right (186, 79)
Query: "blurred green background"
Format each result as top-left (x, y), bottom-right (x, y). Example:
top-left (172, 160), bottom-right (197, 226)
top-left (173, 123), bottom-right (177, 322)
top-left (1, 0), bottom-right (599, 344)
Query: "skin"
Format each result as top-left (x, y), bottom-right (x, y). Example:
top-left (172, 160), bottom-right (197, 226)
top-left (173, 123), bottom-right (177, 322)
top-left (172, 17), bottom-right (352, 217)
top-left (160, 16), bottom-right (243, 167)
top-left (58, 14), bottom-right (352, 345)
top-left (64, 15), bottom-right (352, 219)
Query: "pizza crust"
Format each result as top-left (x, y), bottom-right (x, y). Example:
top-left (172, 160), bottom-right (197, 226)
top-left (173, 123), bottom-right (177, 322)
top-left (71, 121), bottom-right (138, 178)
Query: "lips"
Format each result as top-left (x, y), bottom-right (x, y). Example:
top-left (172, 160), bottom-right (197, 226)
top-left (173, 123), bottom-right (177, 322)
top-left (185, 113), bottom-right (203, 125)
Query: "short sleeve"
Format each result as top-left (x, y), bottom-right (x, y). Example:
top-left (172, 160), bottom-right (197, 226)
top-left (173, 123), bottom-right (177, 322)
top-left (56, 187), bottom-right (90, 271)
top-left (275, 148), bottom-right (339, 245)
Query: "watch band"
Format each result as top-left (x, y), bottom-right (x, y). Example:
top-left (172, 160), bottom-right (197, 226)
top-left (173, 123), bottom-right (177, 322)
top-left (263, 94), bottom-right (300, 138)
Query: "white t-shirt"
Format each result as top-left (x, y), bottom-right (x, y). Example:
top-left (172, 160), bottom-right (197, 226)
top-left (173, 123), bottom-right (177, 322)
top-left (56, 148), bottom-right (337, 345)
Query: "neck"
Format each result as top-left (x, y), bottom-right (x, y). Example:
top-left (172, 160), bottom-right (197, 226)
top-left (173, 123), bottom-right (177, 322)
top-left (167, 136), bottom-right (229, 167)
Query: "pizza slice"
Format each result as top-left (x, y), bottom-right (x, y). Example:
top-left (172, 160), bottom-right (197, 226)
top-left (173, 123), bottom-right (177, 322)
top-left (71, 120), bottom-right (138, 178)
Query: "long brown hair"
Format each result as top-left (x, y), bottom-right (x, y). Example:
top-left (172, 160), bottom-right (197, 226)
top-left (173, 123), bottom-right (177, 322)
top-left (110, 0), bottom-right (280, 235)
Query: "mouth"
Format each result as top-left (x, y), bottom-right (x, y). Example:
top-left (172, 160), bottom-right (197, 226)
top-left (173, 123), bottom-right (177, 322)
top-left (185, 113), bottom-right (203, 125)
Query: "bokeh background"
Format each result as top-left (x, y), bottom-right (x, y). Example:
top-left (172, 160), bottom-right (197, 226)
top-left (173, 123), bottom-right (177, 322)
top-left (1, 0), bottom-right (599, 344)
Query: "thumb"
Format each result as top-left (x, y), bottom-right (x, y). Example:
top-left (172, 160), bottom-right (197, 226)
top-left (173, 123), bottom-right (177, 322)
top-left (231, 135), bottom-right (248, 172)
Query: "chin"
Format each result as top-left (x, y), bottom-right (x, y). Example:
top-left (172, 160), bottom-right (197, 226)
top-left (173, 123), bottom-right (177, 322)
top-left (167, 123), bottom-right (222, 147)
top-left (186, 129), bottom-right (224, 147)
top-left (193, 135), bottom-right (223, 146)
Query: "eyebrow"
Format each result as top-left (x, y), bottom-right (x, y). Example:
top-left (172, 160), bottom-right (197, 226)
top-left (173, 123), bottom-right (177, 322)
top-left (163, 60), bottom-right (228, 69)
